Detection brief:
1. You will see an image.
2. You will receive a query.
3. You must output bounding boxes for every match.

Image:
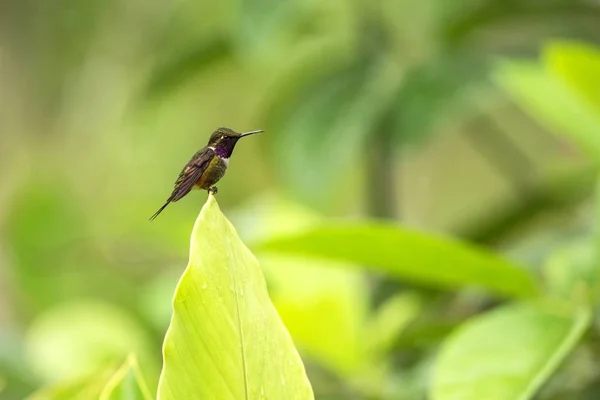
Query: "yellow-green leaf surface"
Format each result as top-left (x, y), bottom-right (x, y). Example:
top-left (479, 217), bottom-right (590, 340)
top-left (544, 42), bottom-right (600, 115)
top-left (432, 304), bottom-right (590, 400)
top-left (256, 224), bottom-right (538, 298)
top-left (157, 195), bottom-right (314, 400)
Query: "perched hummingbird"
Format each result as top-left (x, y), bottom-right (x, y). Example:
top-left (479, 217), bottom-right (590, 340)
top-left (149, 127), bottom-right (263, 220)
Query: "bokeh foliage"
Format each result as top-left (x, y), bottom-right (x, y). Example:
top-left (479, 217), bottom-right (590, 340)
top-left (4, 0), bottom-right (600, 399)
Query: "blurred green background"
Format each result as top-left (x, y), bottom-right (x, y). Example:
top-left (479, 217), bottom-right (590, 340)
top-left (3, 0), bottom-right (600, 398)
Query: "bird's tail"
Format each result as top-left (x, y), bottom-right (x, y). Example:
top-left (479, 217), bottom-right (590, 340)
top-left (149, 196), bottom-right (174, 221)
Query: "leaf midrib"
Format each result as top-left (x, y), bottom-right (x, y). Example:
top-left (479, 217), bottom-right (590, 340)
top-left (229, 237), bottom-right (249, 400)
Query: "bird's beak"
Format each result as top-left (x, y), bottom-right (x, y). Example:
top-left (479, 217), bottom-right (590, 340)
top-left (240, 130), bottom-right (264, 138)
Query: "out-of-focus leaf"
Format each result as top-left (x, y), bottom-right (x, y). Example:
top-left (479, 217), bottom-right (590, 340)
top-left (256, 223), bottom-right (538, 298)
top-left (261, 258), bottom-right (420, 398)
top-left (138, 271), bottom-right (180, 332)
top-left (25, 301), bottom-right (156, 384)
top-left (543, 239), bottom-right (599, 302)
top-left (544, 42), bottom-right (600, 115)
top-left (389, 54), bottom-right (486, 146)
top-left (0, 329), bottom-right (38, 398)
top-left (7, 183), bottom-right (90, 313)
top-left (27, 356), bottom-right (151, 400)
top-left (261, 255), bottom-right (369, 378)
top-left (495, 61), bottom-right (600, 161)
top-left (432, 304), bottom-right (591, 400)
top-left (263, 59), bottom-right (401, 208)
top-left (234, 0), bottom-right (305, 60)
top-left (99, 355), bottom-right (152, 400)
top-left (366, 292), bottom-right (422, 357)
top-left (26, 370), bottom-right (113, 400)
top-left (142, 38), bottom-right (232, 100)
top-left (442, 0), bottom-right (600, 47)
top-left (233, 194), bottom-right (420, 395)
top-left (157, 196), bottom-right (313, 399)
top-left (230, 192), bottom-right (322, 243)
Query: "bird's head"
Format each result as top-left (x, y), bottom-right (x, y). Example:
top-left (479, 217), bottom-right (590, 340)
top-left (207, 127), bottom-right (263, 158)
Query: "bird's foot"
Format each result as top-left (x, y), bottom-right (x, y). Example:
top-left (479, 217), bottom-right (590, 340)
top-left (208, 186), bottom-right (218, 195)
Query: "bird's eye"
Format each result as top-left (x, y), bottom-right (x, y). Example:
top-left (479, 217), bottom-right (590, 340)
top-left (221, 136), bottom-right (225, 140)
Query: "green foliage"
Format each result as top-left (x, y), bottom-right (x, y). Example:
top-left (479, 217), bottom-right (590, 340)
top-left (544, 42), bottom-right (600, 115)
top-left (543, 240), bottom-right (600, 302)
top-left (27, 356), bottom-right (151, 400)
top-left (387, 53), bottom-right (485, 147)
top-left (24, 301), bottom-right (155, 384)
top-left (157, 195), bottom-right (314, 400)
top-left (262, 256), bottom-right (371, 378)
top-left (263, 59), bottom-right (401, 207)
top-left (495, 42), bottom-right (600, 162)
top-left (99, 356), bottom-right (153, 400)
top-left (6, 0), bottom-right (600, 396)
top-left (432, 304), bottom-right (591, 400)
top-left (233, 195), bottom-right (423, 397)
top-left (256, 223), bottom-right (538, 298)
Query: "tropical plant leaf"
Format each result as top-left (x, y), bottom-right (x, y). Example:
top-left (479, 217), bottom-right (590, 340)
top-left (544, 41), bottom-right (600, 115)
top-left (431, 303), bottom-right (591, 400)
top-left (495, 61), bottom-right (600, 162)
top-left (157, 195), bottom-right (314, 400)
top-left (262, 58), bottom-right (401, 209)
top-left (260, 255), bottom-right (369, 378)
top-left (255, 223), bottom-right (538, 298)
top-left (388, 54), bottom-right (486, 147)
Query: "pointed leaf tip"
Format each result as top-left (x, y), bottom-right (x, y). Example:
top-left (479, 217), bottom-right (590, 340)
top-left (158, 193), bottom-right (314, 399)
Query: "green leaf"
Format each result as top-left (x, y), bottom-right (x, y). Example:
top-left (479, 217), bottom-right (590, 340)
top-left (157, 195), bottom-right (314, 400)
top-left (142, 38), bottom-right (232, 100)
top-left (256, 223), bottom-right (538, 298)
top-left (99, 356), bottom-right (153, 400)
top-left (233, 194), bottom-right (420, 395)
top-left (365, 292), bottom-right (422, 357)
top-left (432, 303), bottom-right (591, 400)
top-left (495, 60), bottom-right (600, 161)
top-left (389, 54), bottom-right (486, 147)
top-left (543, 239), bottom-right (599, 302)
top-left (260, 255), bottom-right (369, 378)
top-left (543, 42), bottom-right (600, 115)
top-left (263, 59), bottom-right (401, 208)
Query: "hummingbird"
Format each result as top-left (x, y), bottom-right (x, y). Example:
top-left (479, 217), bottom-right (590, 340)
top-left (149, 127), bottom-right (263, 220)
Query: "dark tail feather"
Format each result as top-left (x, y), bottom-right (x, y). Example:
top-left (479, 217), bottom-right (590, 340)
top-left (149, 197), bottom-right (174, 221)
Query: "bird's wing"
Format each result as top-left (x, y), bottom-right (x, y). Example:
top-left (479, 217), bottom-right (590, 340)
top-left (148, 147), bottom-right (215, 221)
top-left (170, 147), bottom-right (215, 202)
